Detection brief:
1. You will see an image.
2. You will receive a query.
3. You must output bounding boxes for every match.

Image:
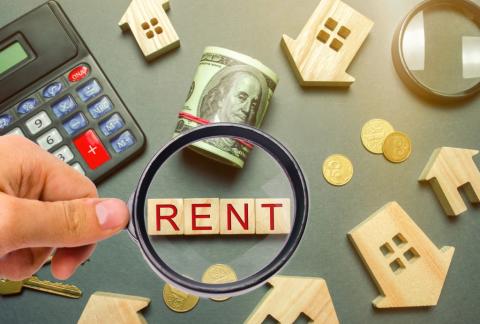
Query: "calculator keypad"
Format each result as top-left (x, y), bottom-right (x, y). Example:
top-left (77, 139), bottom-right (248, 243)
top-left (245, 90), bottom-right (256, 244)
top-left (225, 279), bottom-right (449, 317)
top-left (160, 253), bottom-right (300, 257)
top-left (26, 111), bottom-right (51, 135)
top-left (37, 128), bottom-right (62, 150)
top-left (0, 61), bottom-right (143, 182)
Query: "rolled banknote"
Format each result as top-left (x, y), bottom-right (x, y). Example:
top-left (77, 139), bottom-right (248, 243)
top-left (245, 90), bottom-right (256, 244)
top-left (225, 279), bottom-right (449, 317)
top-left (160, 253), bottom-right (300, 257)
top-left (173, 46), bottom-right (279, 168)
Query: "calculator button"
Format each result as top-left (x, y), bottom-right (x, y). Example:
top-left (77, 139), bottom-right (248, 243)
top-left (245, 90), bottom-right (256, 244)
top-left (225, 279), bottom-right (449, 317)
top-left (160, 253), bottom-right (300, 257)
top-left (71, 162), bottom-right (85, 175)
top-left (73, 130), bottom-right (110, 170)
top-left (53, 145), bottom-right (74, 163)
top-left (51, 95), bottom-right (78, 118)
top-left (100, 114), bottom-right (124, 136)
top-left (111, 130), bottom-right (136, 153)
top-left (63, 112), bottom-right (88, 135)
top-left (7, 128), bottom-right (24, 137)
top-left (0, 114), bottom-right (13, 129)
top-left (68, 65), bottom-right (90, 83)
top-left (26, 111), bottom-right (51, 135)
top-left (17, 98), bottom-right (39, 115)
top-left (42, 82), bottom-right (63, 99)
top-left (77, 79), bottom-right (102, 102)
top-left (88, 96), bottom-right (113, 119)
top-left (36, 128), bottom-right (62, 150)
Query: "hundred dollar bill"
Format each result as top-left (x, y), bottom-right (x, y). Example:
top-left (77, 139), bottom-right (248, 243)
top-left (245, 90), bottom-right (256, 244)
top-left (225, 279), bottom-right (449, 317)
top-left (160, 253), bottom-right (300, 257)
top-left (173, 46), bottom-right (279, 168)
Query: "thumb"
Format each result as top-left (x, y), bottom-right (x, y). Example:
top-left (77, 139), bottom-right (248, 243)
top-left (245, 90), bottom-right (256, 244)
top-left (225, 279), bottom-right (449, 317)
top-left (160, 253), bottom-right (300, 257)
top-left (1, 195), bottom-right (129, 253)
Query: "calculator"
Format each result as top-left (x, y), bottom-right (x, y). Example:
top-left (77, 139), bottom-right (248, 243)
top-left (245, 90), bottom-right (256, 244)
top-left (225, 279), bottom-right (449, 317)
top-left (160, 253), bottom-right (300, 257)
top-left (0, 1), bottom-right (145, 183)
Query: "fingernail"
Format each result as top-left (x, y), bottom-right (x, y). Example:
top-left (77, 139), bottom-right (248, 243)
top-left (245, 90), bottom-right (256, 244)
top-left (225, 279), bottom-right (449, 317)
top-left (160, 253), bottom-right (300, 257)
top-left (95, 199), bottom-right (129, 230)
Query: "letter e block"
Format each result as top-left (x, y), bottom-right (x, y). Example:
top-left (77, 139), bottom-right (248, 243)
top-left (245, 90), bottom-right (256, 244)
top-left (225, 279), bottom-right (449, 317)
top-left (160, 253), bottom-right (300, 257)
top-left (184, 198), bottom-right (219, 235)
top-left (255, 199), bottom-right (291, 234)
top-left (220, 199), bottom-right (255, 234)
top-left (147, 199), bottom-right (184, 235)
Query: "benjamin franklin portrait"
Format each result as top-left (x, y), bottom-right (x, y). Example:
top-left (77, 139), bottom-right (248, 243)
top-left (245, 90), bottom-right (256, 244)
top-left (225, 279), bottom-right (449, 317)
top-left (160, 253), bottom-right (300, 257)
top-left (199, 65), bottom-right (268, 126)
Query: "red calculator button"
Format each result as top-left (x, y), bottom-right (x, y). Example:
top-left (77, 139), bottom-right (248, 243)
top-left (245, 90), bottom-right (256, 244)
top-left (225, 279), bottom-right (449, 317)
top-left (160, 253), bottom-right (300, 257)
top-left (73, 130), bottom-right (110, 170)
top-left (68, 65), bottom-right (89, 83)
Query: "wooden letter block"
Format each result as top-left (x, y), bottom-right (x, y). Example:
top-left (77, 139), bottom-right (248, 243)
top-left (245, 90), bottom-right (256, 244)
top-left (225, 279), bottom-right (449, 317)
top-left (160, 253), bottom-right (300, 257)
top-left (78, 292), bottom-right (150, 324)
top-left (418, 147), bottom-right (480, 216)
top-left (245, 276), bottom-right (339, 324)
top-left (184, 198), bottom-right (219, 235)
top-left (220, 199), bottom-right (255, 234)
top-left (119, 0), bottom-right (180, 61)
top-left (147, 199), bottom-right (183, 235)
top-left (281, 0), bottom-right (373, 86)
top-left (348, 201), bottom-right (455, 308)
top-left (255, 199), bottom-right (291, 234)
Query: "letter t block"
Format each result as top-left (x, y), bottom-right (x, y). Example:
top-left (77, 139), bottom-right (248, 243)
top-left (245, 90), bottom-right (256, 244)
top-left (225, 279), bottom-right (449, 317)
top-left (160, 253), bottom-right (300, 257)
top-left (255, 199), bottom-right (291, 234)
top-left (147, 199), bottom-right (184, 235)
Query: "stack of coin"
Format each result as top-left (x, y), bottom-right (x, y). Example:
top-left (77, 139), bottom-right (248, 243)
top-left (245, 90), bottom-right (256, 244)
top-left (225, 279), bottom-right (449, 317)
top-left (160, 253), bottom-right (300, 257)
top-left (361, 119), bottom-right (412, 163)
top-left (163, 284), bottom-right (199, 313)
top-left (201, 264), bottom-right (237, 302)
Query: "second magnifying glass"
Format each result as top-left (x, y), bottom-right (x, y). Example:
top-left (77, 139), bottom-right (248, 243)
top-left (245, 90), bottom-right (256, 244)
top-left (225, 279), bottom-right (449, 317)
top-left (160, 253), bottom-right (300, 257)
top-left (127, 123), bottom-right (308, 298)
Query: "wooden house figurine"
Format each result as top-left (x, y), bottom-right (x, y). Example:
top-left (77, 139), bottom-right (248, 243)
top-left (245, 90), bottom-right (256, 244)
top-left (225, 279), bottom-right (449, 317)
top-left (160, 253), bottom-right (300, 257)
top-left (348, 202), bottom-right (454, 308)
top-left (282, 0), bottom-right (373, 86)
top-left (419, 147), bottom-right (480, 216)
top-left (119, 0), bottom-right (180, 61)
top-left (245, 276), bottom-right (339, 323)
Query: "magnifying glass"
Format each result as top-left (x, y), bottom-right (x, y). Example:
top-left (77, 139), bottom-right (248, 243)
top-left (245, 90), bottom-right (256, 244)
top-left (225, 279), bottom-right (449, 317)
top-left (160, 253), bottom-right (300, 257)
top-left (126, 123), bottom-right (308, 298)
top-left (392, 0), bottom-right (480, 100)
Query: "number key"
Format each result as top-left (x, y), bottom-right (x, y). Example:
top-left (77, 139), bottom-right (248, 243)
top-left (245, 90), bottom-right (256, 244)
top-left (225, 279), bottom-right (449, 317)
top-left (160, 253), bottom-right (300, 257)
top-left (36, 128), bottom-right (62, 150)
top-left (53, 145), bottom-right (74, 163)
top-left (26, 112), bottom-right (51, 135)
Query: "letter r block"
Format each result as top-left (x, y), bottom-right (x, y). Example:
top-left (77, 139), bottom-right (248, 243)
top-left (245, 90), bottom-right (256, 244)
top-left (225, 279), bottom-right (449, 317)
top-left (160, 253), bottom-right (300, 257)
top-left (255, 199), bottom-right (291, 234)
top-left (147, 199), bottom-right (184, 235)
top-left (184, 198), bottom-right (220, 235)
top-left (220, 199), bottom-right (255, 234)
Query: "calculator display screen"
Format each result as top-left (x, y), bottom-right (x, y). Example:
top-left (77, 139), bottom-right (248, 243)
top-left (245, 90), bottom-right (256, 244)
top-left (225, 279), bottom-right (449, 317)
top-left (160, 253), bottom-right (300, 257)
top-left (0, 41), bottom-right (28, 74)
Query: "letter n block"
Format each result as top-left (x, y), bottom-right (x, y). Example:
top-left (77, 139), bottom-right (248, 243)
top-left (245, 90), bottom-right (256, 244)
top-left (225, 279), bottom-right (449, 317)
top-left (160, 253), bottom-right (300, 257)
top-left (184, 198), bottom-right (220, 235)
top-left (147, 199), bottom-right (184, 235)
top-left (220, 199), bottom-right (255, 234)
top-left (255, 199), bottom-right (291, 234)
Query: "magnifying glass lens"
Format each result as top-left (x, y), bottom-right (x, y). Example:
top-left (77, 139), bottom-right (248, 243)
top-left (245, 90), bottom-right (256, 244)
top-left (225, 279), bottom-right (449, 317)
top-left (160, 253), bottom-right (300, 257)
top-left (398, 0), bottom-right (480, 98)
top-left (142, 134), bottom-right (295, 295)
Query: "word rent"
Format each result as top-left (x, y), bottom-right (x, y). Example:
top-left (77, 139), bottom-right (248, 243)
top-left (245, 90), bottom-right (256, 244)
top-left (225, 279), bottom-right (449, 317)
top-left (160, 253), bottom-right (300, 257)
top-left (147, 198), bottom-right (291, 235)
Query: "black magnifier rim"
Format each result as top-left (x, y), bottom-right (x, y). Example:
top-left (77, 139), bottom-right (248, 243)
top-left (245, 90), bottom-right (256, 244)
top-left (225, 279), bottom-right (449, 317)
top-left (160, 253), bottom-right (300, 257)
top-left (130, 123), bottom-right (308, 296)
top-left (392, 0), bottom-right (480, 101)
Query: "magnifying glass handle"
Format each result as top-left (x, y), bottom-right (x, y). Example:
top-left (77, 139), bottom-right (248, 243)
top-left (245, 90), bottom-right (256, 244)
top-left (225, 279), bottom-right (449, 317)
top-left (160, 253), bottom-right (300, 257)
top-left (126, 193), bottom-right (139, 244)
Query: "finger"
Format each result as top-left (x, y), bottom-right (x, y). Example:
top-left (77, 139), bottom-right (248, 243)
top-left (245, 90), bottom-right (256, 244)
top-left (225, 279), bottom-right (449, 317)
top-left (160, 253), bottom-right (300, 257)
top-left (0, 195), bottom-right (129, 252)
top-left (51, 244), bottom-right (95, 280)
top-left (0, 248), bottom-right (52, 281)
top-left (0, 135), bottom-right (97, 200)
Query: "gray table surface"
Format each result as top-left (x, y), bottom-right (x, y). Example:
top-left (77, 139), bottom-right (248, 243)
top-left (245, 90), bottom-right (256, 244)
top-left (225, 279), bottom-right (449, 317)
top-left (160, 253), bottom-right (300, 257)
top-left (0, 0), bottom-right (479, 323)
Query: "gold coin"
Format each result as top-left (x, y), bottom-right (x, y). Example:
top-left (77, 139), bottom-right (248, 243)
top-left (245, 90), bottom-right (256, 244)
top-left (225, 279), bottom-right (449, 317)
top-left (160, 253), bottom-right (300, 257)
top-left (163, 283), bottom-right (199, 313)
top-left (322, 154), bottom-right (353, 186)
top-left (201, 264), bottom-right (237, 302)
top-left (361, 119), bottom-right (395, 154)
top-left (382, 131), bottom-right (412, 163)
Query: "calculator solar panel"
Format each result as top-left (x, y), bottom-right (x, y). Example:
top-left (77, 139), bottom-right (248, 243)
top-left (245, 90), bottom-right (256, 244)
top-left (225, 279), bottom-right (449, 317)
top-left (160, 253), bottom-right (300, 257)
top-left (0, 1), bottom-right (145, 183)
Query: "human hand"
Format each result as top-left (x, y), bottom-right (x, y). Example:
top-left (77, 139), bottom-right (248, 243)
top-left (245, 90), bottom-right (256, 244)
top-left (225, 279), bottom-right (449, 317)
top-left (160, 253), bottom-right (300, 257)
top-left (0, 135), bottom-right (129, 281)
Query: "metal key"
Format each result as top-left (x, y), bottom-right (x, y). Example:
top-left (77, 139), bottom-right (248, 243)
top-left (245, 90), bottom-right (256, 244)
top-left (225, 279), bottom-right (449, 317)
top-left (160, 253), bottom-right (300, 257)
top-left (0, 276), bottom-right (82, 299)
